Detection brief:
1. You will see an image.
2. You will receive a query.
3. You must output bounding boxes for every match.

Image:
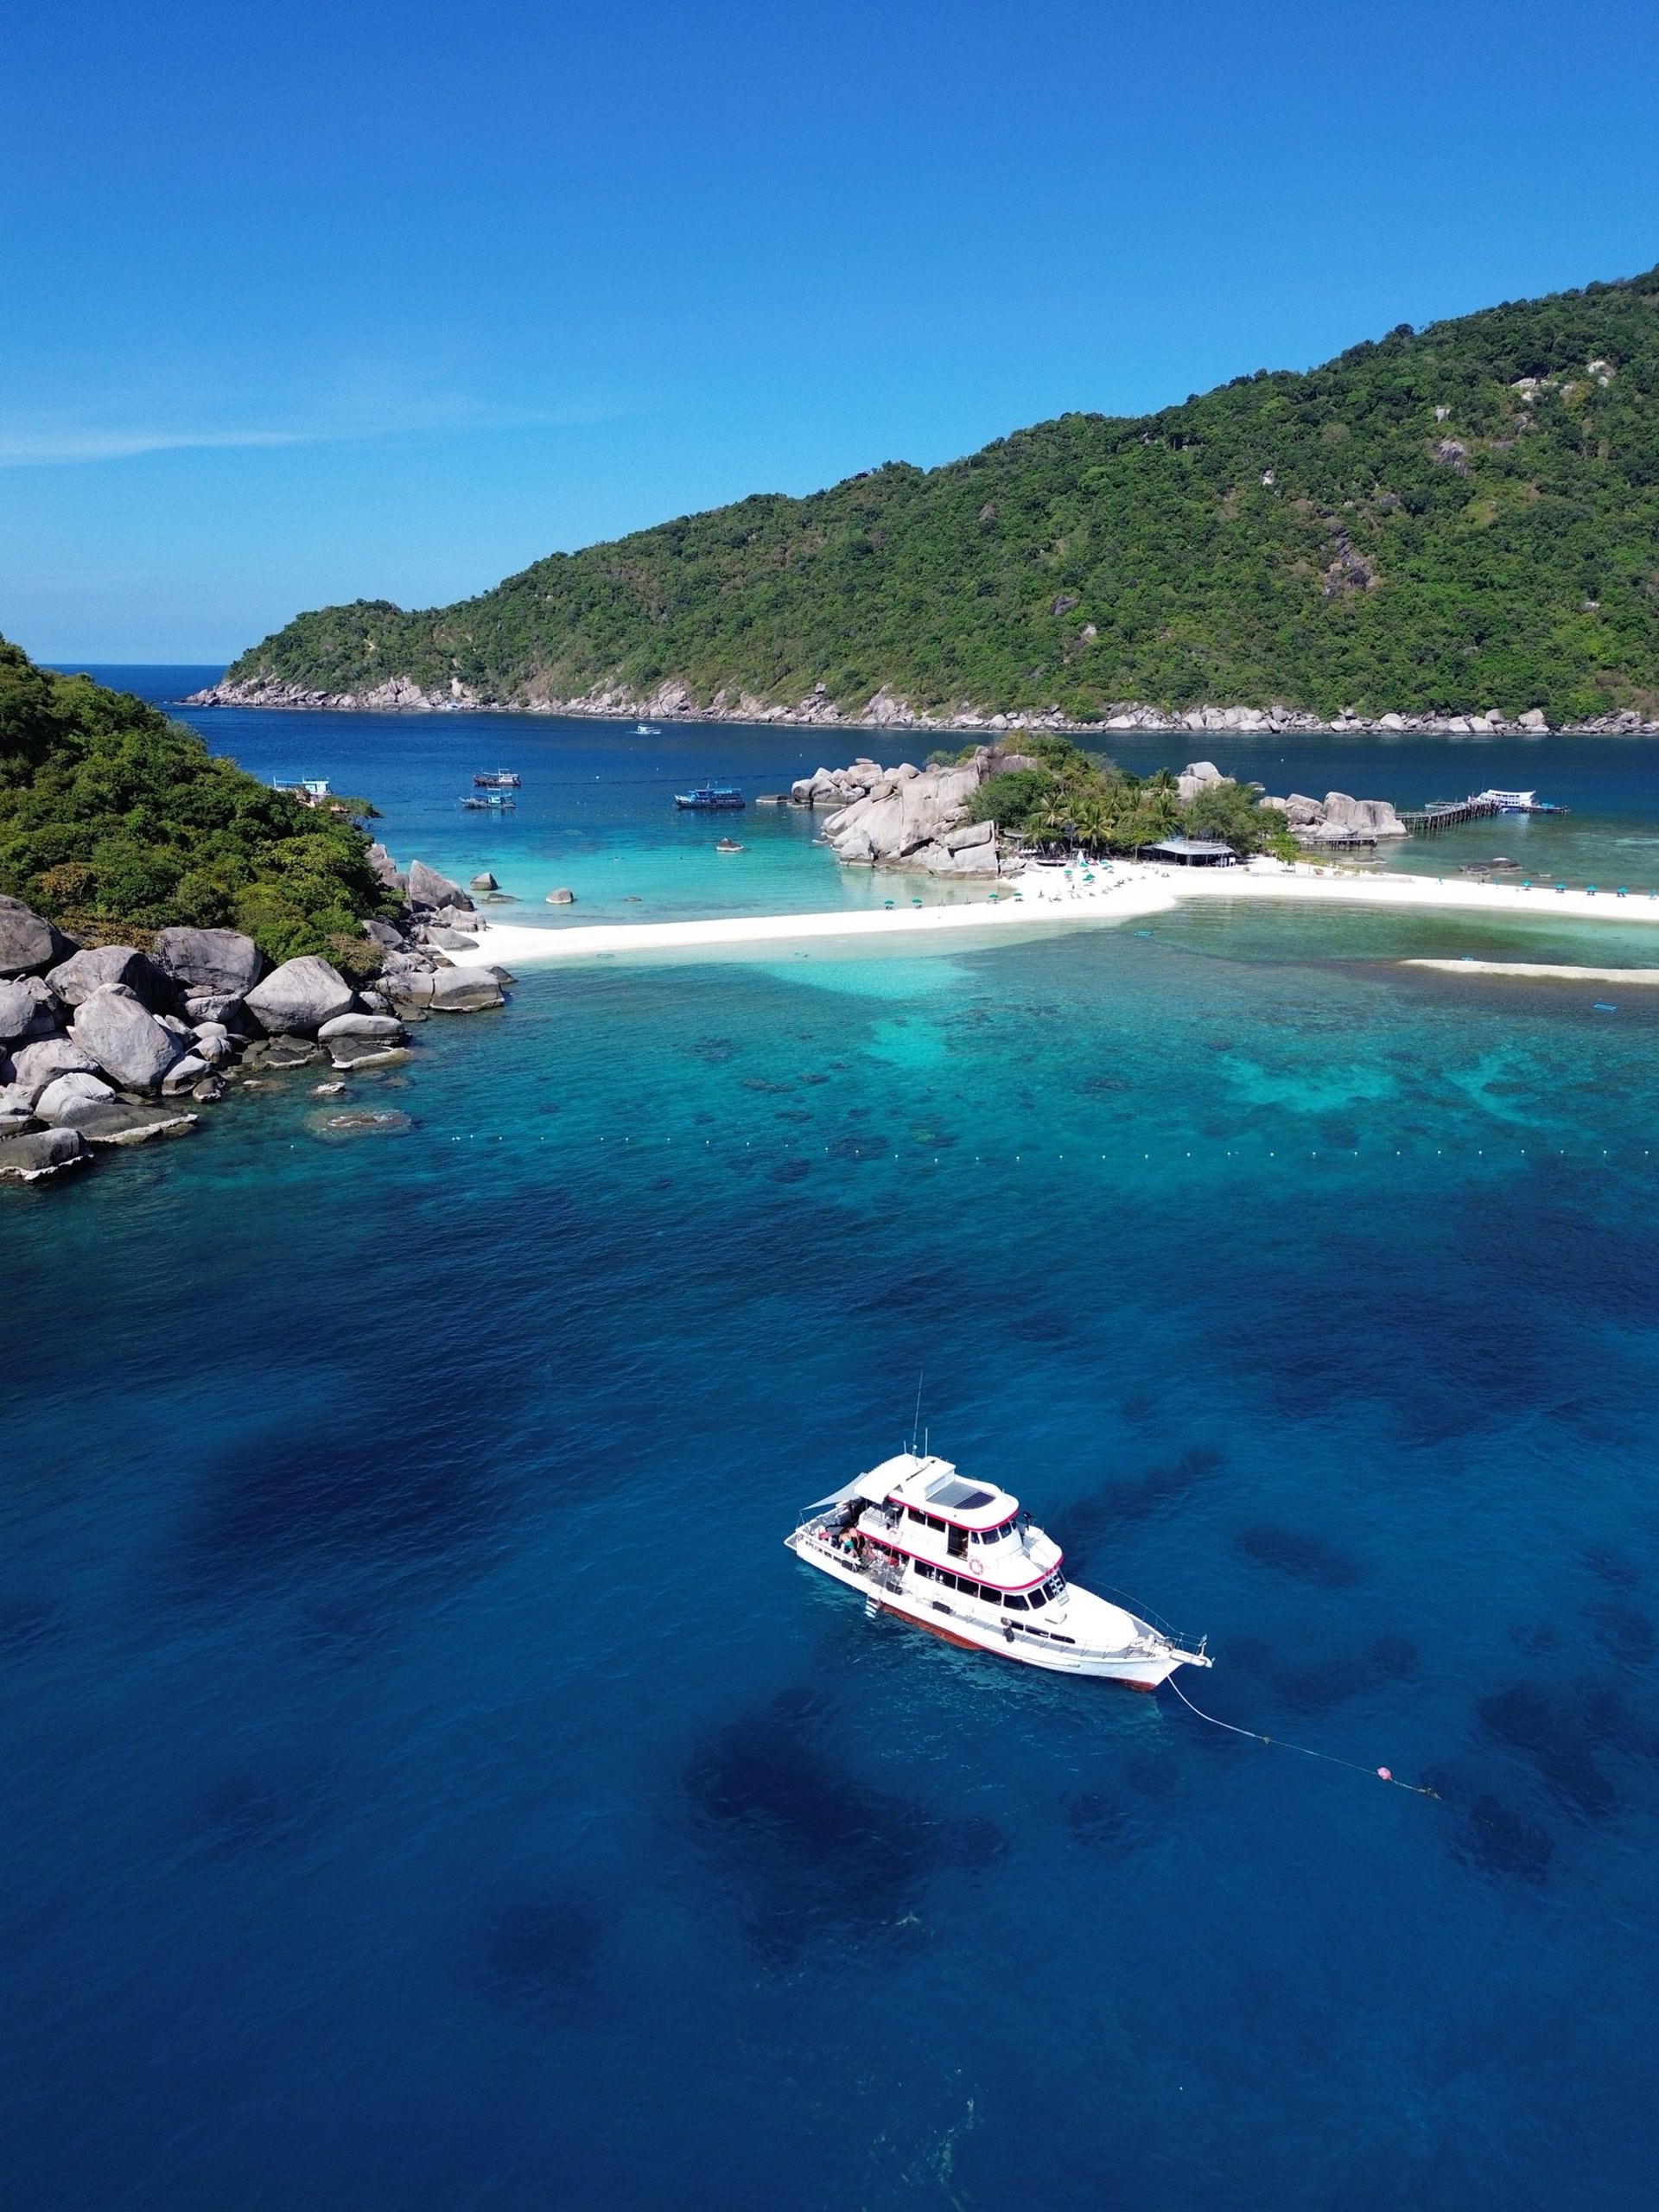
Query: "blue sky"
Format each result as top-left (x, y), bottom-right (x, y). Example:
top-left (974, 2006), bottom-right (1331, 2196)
top-left (5, 0), bottom-right (1657, 662)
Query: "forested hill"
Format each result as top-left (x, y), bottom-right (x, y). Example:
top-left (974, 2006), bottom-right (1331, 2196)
top-left (0, 639), bottom-right (394, 970)
top-left (221, 266), bottom-right (1659, 726)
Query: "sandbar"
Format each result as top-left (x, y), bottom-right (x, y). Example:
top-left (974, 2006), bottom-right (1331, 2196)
top-left (438, 859), bottom-right (1659, 969)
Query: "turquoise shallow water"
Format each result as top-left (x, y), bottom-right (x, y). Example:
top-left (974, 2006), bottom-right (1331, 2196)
top-left (10, 680), bottom-right (1659, 2209)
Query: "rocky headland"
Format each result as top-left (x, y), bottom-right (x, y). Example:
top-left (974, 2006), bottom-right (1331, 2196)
top-left (0, 855), bottom-right (508, 1188)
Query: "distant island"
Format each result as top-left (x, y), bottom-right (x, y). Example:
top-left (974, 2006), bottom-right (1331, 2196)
top-left (198, 265), bottom-right (1659, 733)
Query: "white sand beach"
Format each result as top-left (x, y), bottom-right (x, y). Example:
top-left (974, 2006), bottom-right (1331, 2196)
top-left (439, 858), bottom-right (1659, 971)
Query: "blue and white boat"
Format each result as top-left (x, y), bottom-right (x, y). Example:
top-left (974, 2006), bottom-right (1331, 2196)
top-left (674, 784), bottom-right (745, 810)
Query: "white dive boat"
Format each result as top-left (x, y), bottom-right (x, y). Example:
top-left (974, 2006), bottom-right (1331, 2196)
top-left (787, 1452), bottom-right (1211, 1689)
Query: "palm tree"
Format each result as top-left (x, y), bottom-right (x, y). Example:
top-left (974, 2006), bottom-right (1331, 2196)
top-left (1035, 791), bottom-right (1075, 850)
top-left (1071, 795), bottom-right (1109, 855)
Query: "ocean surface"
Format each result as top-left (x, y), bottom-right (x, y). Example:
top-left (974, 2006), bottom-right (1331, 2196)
top-left (10, 673), bottom-right (1659, 2209)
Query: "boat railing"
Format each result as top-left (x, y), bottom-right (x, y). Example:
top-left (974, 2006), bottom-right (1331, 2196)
top-left (796, 1520), bottom-right (906, 1593)
top-left (791, 1514), bottom-right (1209, 1662)
top-left (1090, 1581), bottom-right (1206, 1654)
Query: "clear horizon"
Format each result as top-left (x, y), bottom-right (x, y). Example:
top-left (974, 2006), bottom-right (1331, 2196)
top-left (5, 0), bottom-right (1658, 662)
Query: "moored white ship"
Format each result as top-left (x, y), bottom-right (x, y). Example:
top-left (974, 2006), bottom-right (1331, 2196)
top-left (786, 1452), bottom-right (1211, 1688)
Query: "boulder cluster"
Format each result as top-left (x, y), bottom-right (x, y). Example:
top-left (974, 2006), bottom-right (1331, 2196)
top-left (1173, 761), bottom-right (1408, 843)
top-left (1263, 790), bottom-right (1408, 842)
top-left (791, 748), bottom-right (1035, 876)
top-left (791, 751), bottom-right (1411, 872)
top-left (0, 855), bottom-right (505, 1188)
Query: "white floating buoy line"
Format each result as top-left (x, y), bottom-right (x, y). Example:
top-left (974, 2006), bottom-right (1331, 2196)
top-left (531, 1133), bottom-right (1645, 1168)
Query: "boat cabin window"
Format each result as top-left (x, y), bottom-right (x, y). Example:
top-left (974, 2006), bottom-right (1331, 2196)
top-left (1027, 1586), bottom-right (1047, 1609)
top-left (978, 1585), bottom-right (1001, 1605)
top-left (925, 1513), bottom-right (946, 1532)
top-left (1005, 1593), bottom-right (1030, 1611)
top-left (906, 1506), bottom-right (925, 1523)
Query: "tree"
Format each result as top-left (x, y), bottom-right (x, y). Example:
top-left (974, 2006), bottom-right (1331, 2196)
top-left (1182, 776), bottom-right (1279, 854)
top-left (0, 636), bottom-right (399, 976)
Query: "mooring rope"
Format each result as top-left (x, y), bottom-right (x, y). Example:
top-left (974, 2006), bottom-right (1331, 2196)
top-left (1162, 1673), bottom-right (1440, 1798)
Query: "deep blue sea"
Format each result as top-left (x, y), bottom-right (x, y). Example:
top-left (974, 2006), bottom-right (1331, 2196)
top-left (10, 672), bottom-right (1659, 2209)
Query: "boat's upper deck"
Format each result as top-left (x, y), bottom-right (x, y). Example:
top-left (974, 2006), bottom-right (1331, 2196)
top-left (839, 1452), bottom-right (1060, 1591)
top-left (868, 1452), bottom-right (1019, 1529)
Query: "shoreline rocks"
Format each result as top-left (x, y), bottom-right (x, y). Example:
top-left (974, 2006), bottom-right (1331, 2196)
top-left (804, 750), bottom-right (1418, 872)
top-left (0, 976), bottom-right (62, 1043)
top-left (152, 926), bottom-right (265, 998)
top-left (0, 899), bottom-right (70, 977)
top-left (0, 1126), bottom-right (87, 1181)
top-left (798, 747), bottom-right (1027, 877)
top-left (245, 955), bottom-right (358, 1035)
top-left (183, 677), bottom-right (1659, 739)
top-left (1258, 786), bottom-right (1408, 843)
top-left (0, 854), bottom-right (513, 1195)
top-left (70, 987), bottom-right (188, 1091)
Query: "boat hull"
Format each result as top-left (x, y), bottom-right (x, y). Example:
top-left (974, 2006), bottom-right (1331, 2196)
top-left (788, 1534), bottom-right (1195, 1688)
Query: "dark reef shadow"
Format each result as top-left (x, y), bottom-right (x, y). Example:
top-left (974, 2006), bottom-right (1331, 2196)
top-left (1051, 1448), bottom-right (1223, 1569)
top-left (1235, 1523), bottom-right (1367, 1588)
top-left (682, 1688), bottom-right (1006, 1962)
top-left (472, 1884), bottom-right (612, 2025)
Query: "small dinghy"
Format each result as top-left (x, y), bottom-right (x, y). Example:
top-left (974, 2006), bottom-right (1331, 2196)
top-left (788, 1452), bottom-right (1210, 1688)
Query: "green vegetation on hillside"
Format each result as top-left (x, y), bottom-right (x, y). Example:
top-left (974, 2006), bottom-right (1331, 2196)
top-left (0, 638), bottom-right (395, 974)
top-left (949, 736), bottom-right (1294, 857)
top-left (226, 267), bottom-right (1659, 725)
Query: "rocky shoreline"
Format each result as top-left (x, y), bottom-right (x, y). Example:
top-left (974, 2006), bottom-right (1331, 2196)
top-left (185, 673), bottom-right (1659, 739)
top-left (0, 855), bottom-right (507, 1188)
top-left (790, 751), bottom-right (1406, 877)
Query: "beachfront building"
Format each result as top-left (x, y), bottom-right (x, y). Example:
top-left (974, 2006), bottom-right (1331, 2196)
top-left (1145, 836), bottom-right (1238, 867)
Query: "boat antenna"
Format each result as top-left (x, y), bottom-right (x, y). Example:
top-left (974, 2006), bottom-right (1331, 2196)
top-left (911, 1369), bottom-right (925, 1457)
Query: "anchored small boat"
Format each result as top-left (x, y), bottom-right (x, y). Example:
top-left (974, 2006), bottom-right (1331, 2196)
top-left (473, 770), bottom-right (521, 789)
top-left (788, 1452), bottom-right (1211, 1688)
top-left (675, 784), bottom-right (745, 810)
top-left (715, 836), bottom-right (744, 852)
top-left (462, 791), bottom-right (517, 810)
top-left (636, 722), bottom-right (663, 735)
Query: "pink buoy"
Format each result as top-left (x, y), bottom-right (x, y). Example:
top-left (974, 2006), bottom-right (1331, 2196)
top-left (1376, 1767), bottom-right (1393, 1782)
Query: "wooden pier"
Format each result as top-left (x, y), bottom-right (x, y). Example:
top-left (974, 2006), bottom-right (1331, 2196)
top-left (1401, 796), bottom-right (1503, 835)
